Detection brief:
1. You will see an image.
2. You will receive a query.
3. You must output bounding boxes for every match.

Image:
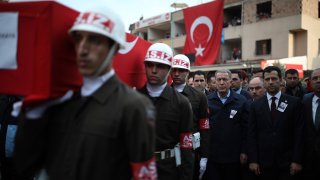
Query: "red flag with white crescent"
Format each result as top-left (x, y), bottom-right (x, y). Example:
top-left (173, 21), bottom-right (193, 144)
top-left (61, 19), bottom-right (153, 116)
top-left (113, 33), bottom-right (152, 89)
top-left (183, 0), bottom-right (223, 65)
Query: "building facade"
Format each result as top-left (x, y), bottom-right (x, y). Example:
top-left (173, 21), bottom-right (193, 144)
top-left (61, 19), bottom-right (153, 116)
top-left (131, 0), bottom-right (320, 71)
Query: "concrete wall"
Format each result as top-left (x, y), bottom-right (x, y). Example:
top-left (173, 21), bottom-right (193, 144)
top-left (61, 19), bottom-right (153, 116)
top-left (272, 0), bottom-right (301, 18)
top-left (148, 28), bottom-right (166, 41)
top-left (301, 14), bottom-right (320, 69)
top-left (132, 0), bottom-right (320, 69)
top-left (294, 30), bottom-right (307, 57)
top-left (225, 0), bottom-right (243, 5)
top-left (242, 15), bottom-right (302, 60)
top-left (301, 0), bottom-right (319, 18)
top-left (243, 0), bottom-right (301, 24)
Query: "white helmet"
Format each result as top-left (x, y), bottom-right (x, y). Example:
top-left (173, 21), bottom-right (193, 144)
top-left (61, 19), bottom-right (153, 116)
top-left (144, 43), bottom-right (173, 67)
top-left (69, 6), bottom-right (126, 48)
top-left (172, 54), bottom-right (190, 71)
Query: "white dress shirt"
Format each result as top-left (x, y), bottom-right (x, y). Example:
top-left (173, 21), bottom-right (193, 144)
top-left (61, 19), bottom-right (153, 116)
top-left (81, 69), bottom-right (115, 97)
top-left (147, 83), bottom-right (167, 97)
top-left (312, 95), bottom-right (320, 124)
top-left (218, 90), bottom-right (231, 104)
top-left (266, 91), bottom-right (281, 110)
top-left (173, 83), bottom-right (186, 93)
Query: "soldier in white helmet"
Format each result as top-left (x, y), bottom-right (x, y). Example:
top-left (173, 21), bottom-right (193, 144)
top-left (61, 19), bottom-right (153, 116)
top-left (138, 43), bottom-right (194, 180)
top-left (13, 6), bottom-right (157, 180)
top-left (170, 54), bottom-right (210, 180)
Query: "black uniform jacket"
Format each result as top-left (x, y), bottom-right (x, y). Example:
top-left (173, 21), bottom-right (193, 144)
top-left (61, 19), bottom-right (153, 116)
top-left (139, 85), bottom-right (194, 180)
top-left (207, 90), bottom-right (249, 163)
top-left (14, 75), bottom-right (156, 180)
top-left (181, 85), bottom-right (209, 158)
top-left (248, 93), bottom-right (304, 167)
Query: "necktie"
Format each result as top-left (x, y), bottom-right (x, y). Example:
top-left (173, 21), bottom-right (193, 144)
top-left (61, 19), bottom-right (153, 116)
top-left (271, 97), bottom-right (277, 123)
top-left (315, 99), bottom-right (320, 129)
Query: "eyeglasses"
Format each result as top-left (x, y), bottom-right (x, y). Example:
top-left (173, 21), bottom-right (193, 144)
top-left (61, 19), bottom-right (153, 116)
top-left (194, 79), bottom-right (205, 83)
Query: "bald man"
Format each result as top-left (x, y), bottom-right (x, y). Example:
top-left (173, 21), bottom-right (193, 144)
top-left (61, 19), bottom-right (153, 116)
top-left (248, 77), bottom-right (266, 101)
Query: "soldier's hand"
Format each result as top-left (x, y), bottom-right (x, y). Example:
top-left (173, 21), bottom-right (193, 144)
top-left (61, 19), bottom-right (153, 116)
top-left (25, 90), bottom-right (73, 119)
top-left (199, 158), bottom-right (207, 179)
top-left (249, 163), bottom-right (261, 176)
top-left (290, 162), bottom-right (302, 176)
top-left (240, 153), bottom-right (248, 164)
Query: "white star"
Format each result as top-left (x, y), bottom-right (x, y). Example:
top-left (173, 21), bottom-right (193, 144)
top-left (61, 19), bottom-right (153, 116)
top-left (195, 44), bottom-right (205, 57)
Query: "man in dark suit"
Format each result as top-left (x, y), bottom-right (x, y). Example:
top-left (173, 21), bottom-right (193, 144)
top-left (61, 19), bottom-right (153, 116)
top-left (248, 66), bottom-right (304, 180)
top-left (231, 70), bottom-right (252, 100)
top-left (301, 68), bottom-right (320, 179)
top-left (193, 71), bottom-right (209, 95)
top-left (248, 77), bottom-right (266, 101)
top-left (206, 69), bottom-right (249, 180)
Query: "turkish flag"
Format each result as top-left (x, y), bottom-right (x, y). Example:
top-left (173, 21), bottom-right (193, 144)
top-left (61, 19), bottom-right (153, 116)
top-left (183, 0), bottom-right (224, 65)
top-left (113, 33), bottom-right (152, 89)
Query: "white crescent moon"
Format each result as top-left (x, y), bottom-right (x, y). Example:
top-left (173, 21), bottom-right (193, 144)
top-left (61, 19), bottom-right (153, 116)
top-left (190, 16), bottom-right (213, 43)
top-left (118, 37), bottom-right (139, 54)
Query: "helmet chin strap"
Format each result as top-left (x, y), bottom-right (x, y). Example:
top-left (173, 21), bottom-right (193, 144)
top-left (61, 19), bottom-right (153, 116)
top-left (158, 68), bottom-right (171, 85)
top-left (93, 43), bottom-right (118, 77)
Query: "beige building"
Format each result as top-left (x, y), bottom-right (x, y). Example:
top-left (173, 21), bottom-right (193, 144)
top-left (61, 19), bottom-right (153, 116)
top-left (131, 0), bottom-right (320, 71)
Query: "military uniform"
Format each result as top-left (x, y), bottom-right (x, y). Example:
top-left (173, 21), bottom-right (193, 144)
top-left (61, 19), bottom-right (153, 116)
top-left (139, 85), bottom-right (194, 180)
top-left (14, 75), bottom-right (156, 180)
top-left (0, 95), bottom-right (25, 180)
top-left (180, 85), bottom-right (210, 179)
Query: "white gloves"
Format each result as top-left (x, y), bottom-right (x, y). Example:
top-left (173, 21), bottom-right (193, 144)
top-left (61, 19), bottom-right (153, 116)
top-left (199, 158), bottom-right (208, 179)
top-left (11, 101), bottom-right (23, 117)
top-left (34, 168), bottom-right (49, 180)
top-left (11, 90), bottom-right (73, 119)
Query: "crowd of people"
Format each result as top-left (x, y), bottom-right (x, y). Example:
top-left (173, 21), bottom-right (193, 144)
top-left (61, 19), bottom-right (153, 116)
top-left (0, 4), bottom-right (319, 180)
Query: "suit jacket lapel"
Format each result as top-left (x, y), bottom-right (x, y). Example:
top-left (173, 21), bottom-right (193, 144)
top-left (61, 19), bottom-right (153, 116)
top-left (274, 94), bottom-right (287, 128)
top-left (306, 93), bottom-right (317, 133)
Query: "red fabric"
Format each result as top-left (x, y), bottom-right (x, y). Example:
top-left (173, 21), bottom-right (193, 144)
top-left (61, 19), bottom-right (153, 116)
top-left (0, 1), bottom-right (82, 106)
top-left (183, 0), bottom-right (224, 65)
top-left (113, 33), bottom-right (152, 89)
top-left (198, 118), bottom-right (209, 130)
top-left (180, 132), bottom-right (193, 149)
top-left (130, 157), bottom-right (157, 180)
top-left (285, 64), bottom-right (304, 78)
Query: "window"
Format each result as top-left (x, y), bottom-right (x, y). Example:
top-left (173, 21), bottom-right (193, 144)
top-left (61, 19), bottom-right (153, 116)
top-left (256, 39), bottom-right (271, 55)
top-left (257, 1), bottom-right (272, 20)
